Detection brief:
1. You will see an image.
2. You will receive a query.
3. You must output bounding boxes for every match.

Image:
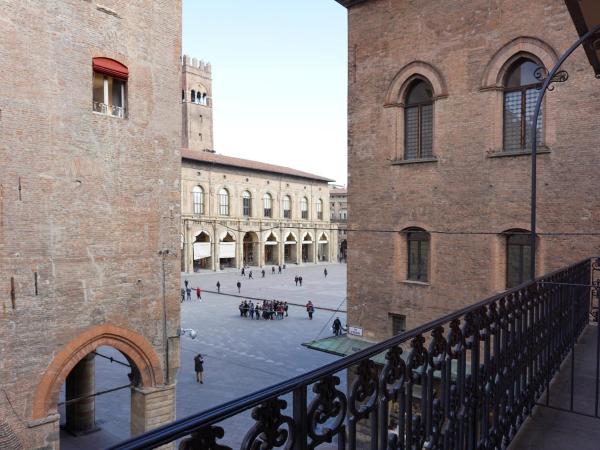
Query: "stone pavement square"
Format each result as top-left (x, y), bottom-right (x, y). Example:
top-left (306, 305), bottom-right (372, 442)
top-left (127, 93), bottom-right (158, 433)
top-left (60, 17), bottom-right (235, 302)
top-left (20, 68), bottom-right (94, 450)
top-left (60, 264), bottom-right (347, 449)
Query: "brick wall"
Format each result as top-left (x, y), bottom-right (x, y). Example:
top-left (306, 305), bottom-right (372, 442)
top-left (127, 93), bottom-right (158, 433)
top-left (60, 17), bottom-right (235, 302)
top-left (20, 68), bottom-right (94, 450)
top-left (0, 0), bottom-right (182, 447)
top-left (345, 0), bottom-right (600, 341)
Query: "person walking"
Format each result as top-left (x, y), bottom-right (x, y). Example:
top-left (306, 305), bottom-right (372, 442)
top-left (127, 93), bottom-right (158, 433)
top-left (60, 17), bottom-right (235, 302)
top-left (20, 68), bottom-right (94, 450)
top-left (185, 285), bottom-right (192, 301)
top-left (295, 276), bottom-right (299, 286)
top-left (278, 265), bottom-right (282, 274)
top-left (237, 281), bottom-right (241, 293)
top-left (324, 268), bottom-right (328, 278)
top-left (216, 281), bottom-right (221, 294)
top-left (196, 287), bottom-right (201, 301)
top-left (248, 270), bottom-right (253, 279)
top-left (241, 267), bottom-right (245, 277)
top-left (306, 301), bottom-right (314, 320)
top-left (284, 301), bottom-right (289, 317)
top-left (184, 279), bottom-right (189, 289)
top-left (194, 353), bottom-right (204, 384)
top-left (262, 269), bottom-right (266, 278)
top-left (332, 317), bottom-right (342, 336)
top-left (272, 266), bottom-right (276, 274)
top-left (249, 301), bottom-right (255, 319)
top-left (180, 288), bottom-right (185, 303)
top-left (299, 276), bottom-right (303, 287)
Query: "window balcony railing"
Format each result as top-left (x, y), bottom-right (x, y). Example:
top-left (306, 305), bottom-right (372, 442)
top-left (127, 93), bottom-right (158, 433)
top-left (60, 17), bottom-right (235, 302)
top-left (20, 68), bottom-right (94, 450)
top-left (108, 257), bottom-right (599, 450)
top-left (93, 101), bottom-right (127, 119)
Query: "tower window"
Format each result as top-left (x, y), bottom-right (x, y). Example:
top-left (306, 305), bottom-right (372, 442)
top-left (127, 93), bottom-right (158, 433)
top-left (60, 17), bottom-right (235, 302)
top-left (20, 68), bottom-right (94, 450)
top-left (92, 58), bottom-right (128, 119)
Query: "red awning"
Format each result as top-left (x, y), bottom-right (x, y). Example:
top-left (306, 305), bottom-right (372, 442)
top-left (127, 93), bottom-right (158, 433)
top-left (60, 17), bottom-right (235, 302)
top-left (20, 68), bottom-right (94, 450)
top-left (92, 57), bottom-right (129, 80)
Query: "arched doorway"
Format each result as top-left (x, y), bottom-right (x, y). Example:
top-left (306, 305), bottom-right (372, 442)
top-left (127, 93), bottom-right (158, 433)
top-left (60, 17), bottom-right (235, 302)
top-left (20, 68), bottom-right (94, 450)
top-left (242, 232), bottom-right (259, 266)
top-left (219, 232), bottom-right (236, 268)
top-left (284, 232), bottom-right (297, 264)
top-left (302, 232), bottom-right (314, 263)
top-left (32, 325), bottom-right (167, 447)
top-left (193, 231), bottom-right (211, 271)
top-left (264, 232), bottom-right (279, 265)
top-left (317, 232), bottom-right (329, 262)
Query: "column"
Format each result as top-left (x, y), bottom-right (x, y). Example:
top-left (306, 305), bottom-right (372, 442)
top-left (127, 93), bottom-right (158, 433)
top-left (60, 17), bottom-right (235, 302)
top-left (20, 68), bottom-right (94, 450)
top-left (65, 354), bottom-right (96, 434)
top-left (131, 384), bottom-right (176, 446)
top-left (312, 229), bottom-right (318, 263)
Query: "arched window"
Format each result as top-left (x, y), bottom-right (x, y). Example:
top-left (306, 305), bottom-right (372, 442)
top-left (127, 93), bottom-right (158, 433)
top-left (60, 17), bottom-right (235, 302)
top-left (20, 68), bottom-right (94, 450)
top-left (503, 58), bottom-right (543, 152)
top-left (263, 193), bottom-right (273, 218)
top-left (406, 228), bottom-right (430, 282)
top-left (300, 197), bottom-right (309, 219)
top-left (242, 191), bottom-right (252, 217)
top-left (191, 90), bottom-right (196, 103)
top-left (218, 188), bottom-right (229, 216)
top-left (404, 79), bottom-right (434, 160)
top-left (505, 230), bottom-right (532, 288)
top-left (316, 199), bottom-right (323, 220)
top-left (192, 186), bottom-right (204, 215)
top-left (282, 195), bottom-right (291, 219)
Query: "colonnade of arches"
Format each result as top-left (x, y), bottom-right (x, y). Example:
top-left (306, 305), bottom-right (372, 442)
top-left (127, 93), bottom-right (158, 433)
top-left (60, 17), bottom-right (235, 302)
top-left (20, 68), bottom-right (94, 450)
top-left (184, 228), bottom-right (334, 272)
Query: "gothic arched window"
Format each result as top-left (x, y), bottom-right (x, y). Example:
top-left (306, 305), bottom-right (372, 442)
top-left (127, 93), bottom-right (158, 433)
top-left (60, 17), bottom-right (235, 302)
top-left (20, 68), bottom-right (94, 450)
top-left (404, 79), bottom-right (434, 160)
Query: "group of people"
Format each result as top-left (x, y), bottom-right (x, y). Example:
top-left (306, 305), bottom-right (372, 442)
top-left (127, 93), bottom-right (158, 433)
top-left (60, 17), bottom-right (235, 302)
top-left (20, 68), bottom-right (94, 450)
top-left (181, 280), bottom-right (201, 302)
top-left (241, 265), bottom-right (286, 279)
top-left (239, 300), bottom-right (289, 320)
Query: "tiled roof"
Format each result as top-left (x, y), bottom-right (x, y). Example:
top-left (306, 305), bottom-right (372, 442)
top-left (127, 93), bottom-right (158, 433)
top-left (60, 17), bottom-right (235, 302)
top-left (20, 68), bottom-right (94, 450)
top-left (331, 188), bottom-right (347, 195)
top-left (182, 149), bottom-right (335, 183)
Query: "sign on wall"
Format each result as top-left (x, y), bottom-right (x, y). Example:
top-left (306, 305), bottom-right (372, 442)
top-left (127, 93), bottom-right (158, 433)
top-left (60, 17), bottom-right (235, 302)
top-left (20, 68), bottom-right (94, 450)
top-left (348, 326), bottom-right (363, 337)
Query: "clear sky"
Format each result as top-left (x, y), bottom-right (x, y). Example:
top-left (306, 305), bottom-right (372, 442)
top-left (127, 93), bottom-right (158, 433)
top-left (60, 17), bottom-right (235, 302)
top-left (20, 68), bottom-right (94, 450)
top-left (182, 0), bottom-right (348, 185)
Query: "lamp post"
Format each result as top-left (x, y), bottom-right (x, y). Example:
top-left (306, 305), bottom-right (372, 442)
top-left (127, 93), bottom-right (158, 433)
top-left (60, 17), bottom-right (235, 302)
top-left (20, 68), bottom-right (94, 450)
top-left (529, 3), bottom-right (600, 280)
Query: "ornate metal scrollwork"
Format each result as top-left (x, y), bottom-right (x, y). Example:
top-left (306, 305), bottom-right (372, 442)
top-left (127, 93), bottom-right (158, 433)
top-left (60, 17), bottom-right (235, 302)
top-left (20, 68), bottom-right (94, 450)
top-left (380, 345), bottom-right (406, 399)
top-left (307, 375), bottom-right (347, 448)
top-left (534, 65), bottom-right (569, 91)
top-left (179, 425), bottom-right (232, 450)
top-left (348, 359), bottom-right (379, 420)
top-left (241, 398), bottom-right (295, 450)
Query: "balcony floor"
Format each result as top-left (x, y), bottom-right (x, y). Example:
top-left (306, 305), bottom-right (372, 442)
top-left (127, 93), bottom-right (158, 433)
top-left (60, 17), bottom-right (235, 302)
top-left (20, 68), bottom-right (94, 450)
top-left (509, 324), bottom-right (600, 450)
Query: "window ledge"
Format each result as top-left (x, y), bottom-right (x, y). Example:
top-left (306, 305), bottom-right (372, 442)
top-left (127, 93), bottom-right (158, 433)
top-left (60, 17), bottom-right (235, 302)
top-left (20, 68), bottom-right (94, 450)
top-left (391, 157), bottom-right (438, 166)
top-left (401, 279), bottom-right (430, 287)
top-left (487, 148), bottom-right (551, 158)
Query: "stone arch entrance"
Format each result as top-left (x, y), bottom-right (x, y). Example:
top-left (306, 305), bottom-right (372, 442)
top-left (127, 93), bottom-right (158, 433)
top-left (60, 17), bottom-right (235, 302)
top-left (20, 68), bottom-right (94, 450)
top-left (32, 325), bottom-right (168, 441)
top-left (242, 232), bottom-right (259, 266)
top-left (302, 232), bottom-right (314, 263)
top-left (284, 232), bottom-right (297, 264)
top-left (193, 231), bottom-right (212, 271)
top-left (264, 232), bottom-right (279, 265)
top-left (219, 232), bottom-right (237, 268)
top-left (317, 232), bottom-right (329, 262)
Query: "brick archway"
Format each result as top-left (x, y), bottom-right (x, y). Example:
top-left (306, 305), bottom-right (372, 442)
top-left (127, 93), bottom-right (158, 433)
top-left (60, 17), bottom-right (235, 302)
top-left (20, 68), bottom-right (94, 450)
top-left (31, 324), bottom-right (164, 420)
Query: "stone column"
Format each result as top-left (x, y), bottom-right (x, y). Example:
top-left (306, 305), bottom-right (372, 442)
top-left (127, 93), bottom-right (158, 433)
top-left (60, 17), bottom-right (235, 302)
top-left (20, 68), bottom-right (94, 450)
top-left (313, 229), bottom-right (318, 263)
top-left (296, 241), bottom-right (301, 265)
top-left (131, 384), bottom-right (176, 439)
top-left (65, 354), bottom-right (96, 434)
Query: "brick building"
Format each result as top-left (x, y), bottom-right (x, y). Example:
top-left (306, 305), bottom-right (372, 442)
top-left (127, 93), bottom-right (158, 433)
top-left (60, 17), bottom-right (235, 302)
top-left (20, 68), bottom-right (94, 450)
top-left (336, 0), bottom-right (600, 341)
top-left (0, 1), bottom-right (182, 448)
top-left (180, 57), bottom-right (338, 272)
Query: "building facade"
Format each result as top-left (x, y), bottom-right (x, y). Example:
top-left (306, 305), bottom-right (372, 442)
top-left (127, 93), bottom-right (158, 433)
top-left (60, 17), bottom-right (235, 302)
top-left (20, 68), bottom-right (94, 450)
top-left (330, 187), bottom-right (348, 261)
top-left (0, 1), bottom-right (182, 448)
top-left (180, 57), bottom-right (337, 273)
top-left (338, 0), bottom-right (600, 342)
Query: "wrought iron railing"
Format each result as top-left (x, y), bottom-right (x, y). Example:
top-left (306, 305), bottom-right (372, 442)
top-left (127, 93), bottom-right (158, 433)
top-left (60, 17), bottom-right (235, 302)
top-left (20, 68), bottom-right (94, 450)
top-left (93, 101), bottom-right (127, 119)
top-left (108, 257), bottom-right (596, 450)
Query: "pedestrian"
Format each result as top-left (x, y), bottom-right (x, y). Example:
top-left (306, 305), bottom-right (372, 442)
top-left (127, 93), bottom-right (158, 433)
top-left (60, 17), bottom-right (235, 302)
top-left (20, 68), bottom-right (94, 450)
top-left (194, 353), bottom-right (204, 384)
top-left (278, 265), bottom-right (282, 274)
top-left (295, 276), bottom-right (299, 286)
top-left (332, 317), bottom-right (342, 336)
top-left (284, 301), bottom-right (289, 317)
top-left (262, 269), bottom-right (266, 278)
top-left (185, 286), bottom-right (192, 301)
top-left (184, 279), bottom-right (189, 289)
top-left (249, 301), bottom-right (255, 319)
top-left (241, 267), bottom-right (245, 277)
top-left (324, 268), bottom-right (328, 278)
top-left (239, 301), bottom-right (245, 317)
top-left (216, 281), bottom-right (221, 294)
top-left (196, 287), bottom-right (201, 301)
top-left (272, 266), bottom-right (276, 274)
top-left (306, 301), bottom-right (314, 320)
top-left (248, 270), bottom-right (253, 279)
top-left (237, 281), bottom-right (241, 293)
top-left (180, 288), bottom-right (185, 303)
top-left (299, 276), bottom-right (303, 287)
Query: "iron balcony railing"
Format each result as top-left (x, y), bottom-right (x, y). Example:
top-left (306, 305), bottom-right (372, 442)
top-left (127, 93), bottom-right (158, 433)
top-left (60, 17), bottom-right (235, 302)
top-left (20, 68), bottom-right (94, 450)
top-left (93, 101), bottom-right (127, 119)
top-left (108, 257), bottom-right (598, 450)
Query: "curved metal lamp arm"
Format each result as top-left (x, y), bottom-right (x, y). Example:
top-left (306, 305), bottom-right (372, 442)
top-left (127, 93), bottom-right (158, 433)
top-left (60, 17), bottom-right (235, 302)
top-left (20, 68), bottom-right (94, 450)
top-left (529, 22), bottom-right (600, 280)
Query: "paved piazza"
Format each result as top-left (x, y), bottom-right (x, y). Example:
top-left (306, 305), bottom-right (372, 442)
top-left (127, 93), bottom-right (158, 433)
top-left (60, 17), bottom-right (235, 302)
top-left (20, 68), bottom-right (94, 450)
top-left (61, 264), bottom-right (347, 449)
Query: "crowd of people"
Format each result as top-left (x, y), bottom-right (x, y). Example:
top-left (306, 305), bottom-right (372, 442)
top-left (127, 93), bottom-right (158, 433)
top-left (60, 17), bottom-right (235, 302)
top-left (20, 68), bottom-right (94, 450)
top-left (239, 300), bottom-right (289, 320)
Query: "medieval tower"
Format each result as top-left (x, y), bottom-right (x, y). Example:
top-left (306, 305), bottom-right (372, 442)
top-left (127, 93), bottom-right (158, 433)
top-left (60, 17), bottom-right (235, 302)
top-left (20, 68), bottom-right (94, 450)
top-left (182, 55), bottom-right (214, 151)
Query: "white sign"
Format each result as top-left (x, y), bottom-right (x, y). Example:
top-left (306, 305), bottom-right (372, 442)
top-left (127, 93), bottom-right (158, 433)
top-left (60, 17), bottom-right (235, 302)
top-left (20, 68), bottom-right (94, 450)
top-left (193, 243), bottom-right (211, 260)
top-left (348, 326), bottom-right (363, 337)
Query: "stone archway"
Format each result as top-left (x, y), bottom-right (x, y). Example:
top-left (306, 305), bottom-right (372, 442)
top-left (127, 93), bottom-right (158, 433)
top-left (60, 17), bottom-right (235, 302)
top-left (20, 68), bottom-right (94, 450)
top-left (32, 324), bottom-right (164, 422)
top-left (242, 232), bottom-right (259, 266)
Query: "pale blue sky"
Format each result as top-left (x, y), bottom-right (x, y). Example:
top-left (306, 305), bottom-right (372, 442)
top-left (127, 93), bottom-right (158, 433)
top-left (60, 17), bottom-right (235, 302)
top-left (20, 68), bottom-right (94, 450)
top-left (182, 0), bottom-right (348, 185)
